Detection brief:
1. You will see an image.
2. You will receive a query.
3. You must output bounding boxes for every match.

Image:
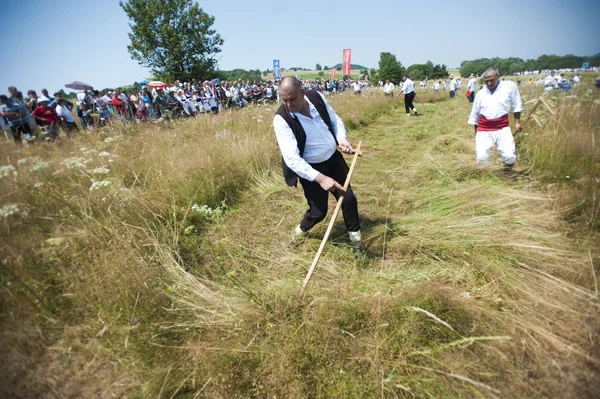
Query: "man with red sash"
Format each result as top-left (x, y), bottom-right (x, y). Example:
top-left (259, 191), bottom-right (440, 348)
top-left (467, 67), bottom-right (523, 169)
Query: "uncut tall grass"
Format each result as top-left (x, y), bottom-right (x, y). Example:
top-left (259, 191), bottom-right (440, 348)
top-left (0, 86), bottom-right (598, 398)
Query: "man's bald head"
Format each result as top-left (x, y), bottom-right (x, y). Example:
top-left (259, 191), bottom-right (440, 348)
top-left (280, 76), bottom-right (302, 93)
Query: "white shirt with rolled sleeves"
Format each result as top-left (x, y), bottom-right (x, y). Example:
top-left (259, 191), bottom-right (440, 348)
top-left (273, 92), bottom-right (346, 182)
top-left (402, 78), bottom-right (415, 94)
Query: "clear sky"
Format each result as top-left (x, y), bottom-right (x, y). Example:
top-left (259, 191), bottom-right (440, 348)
top-left (1, 0), bottom-right (598, 95)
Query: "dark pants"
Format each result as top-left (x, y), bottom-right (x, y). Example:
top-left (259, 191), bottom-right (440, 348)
top-left (405, 92), bottom-right (416, 113)
top-left (468, 92), bottom-right (475, 103)
top-left (9, 121), bottom-right (32, 142)
top-left (299, 151), bottom-right (360, 233)
top-left (450, 90), bottom-right (455, 98)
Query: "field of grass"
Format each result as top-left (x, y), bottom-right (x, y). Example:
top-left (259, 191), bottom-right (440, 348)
top-left (1, 83), bottom-right (599, 398)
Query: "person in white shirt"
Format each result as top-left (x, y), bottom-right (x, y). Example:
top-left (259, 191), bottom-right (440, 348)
top-left (544, 71), bottom-right (559, 91)
top-left (55, 99), bottom-right (78, 136)
top-left (433, 81), bottom-right (440, 91)
top-left (467, 74), bottom-right (477, 103)
top-left (396, 75), bottom-right (418, 115)
top-left (467, 67), bottom-right (523, 170)
top-left (352, 80), bottom-right (361, 94)
top-left (273, 77), bottom-right (362, 255)
top-left (449, 77), bottom-right (458, 98)
top-left (383, 79), bottom-right (394, 96)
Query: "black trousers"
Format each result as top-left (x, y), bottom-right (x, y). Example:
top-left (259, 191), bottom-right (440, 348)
top-left (299, 151), bottom-right (361, 232)
top-left (405, 92), bottom-right (415, 113)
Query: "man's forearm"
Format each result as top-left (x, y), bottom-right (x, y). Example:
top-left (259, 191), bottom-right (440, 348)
top-left (513, 112), bottom-right (521, 122)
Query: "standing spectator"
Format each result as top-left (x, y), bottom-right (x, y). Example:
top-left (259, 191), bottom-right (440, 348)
top-left (111, 88), bottom-right (128, 120)
top-left (15, 91), bottom-right (38, 136)
top-left (467, 74), bottom-right (477, 103)
top-left (0, 94), bottom-right (33, 144)
top-left (383, 79), bottom-right (394, 96)
top-left (92, 91), bottom-right (111, 126)
top-left (140, 86), bottom-right (155, 119)
top-left (449, 76), bottom-right (458, 98)
top-left (40, 89), bottom-right (54, 103)
top-left (55, 99), bottom-right (78, 136)
top-left (27, 90), bottom-right (39, 111)
top-left (352, 80), bottom-right (361, 94)
top-left (544, 71), bottom-right (559, 91)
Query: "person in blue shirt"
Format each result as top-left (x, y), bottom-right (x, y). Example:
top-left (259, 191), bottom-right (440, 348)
top-left (0, 95), bottom-right (33, 144)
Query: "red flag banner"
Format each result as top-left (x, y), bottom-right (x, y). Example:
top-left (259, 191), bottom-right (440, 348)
top-left (342, 49), bottom-right (351, 76)
top-left (331, 68), bottom-right (336, 80)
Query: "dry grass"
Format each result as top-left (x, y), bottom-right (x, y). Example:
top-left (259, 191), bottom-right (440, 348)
top-left (0, 86), bottom-right (598, 398)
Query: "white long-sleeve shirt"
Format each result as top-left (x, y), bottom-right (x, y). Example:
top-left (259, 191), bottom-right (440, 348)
top-left (468, 78), bottom-right (477, 92)
top-left (467, 80), bottom-right (523, 126)
top-left (383, 82), bottom-right (394, 94)
top-left (402, 78), bottom-right (415, 94)
top-left (273, 92), bottom-right (347, 181)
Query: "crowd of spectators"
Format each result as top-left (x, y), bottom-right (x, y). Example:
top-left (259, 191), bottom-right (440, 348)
top-left (0, 77), bottom-right (372, 145)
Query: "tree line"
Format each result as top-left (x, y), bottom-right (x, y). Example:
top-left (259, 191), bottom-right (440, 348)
top-left (459, 53), bottom-right (600, 77)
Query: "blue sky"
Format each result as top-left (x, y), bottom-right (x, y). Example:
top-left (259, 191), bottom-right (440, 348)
top-left (1, 0), bottom-right (598, 95)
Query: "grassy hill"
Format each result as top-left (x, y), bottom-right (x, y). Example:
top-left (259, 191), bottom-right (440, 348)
top-left (1, 83), bottom-right (599, 397)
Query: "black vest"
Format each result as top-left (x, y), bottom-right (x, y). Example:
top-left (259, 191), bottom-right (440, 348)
top-left (275, 90), bottom-right (337, 186)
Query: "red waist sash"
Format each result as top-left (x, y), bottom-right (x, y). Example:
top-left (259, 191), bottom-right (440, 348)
top-left (477, 114), bottom-right (509, 131)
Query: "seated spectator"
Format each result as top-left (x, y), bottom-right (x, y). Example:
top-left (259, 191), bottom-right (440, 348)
top-left (31, 96), bottom-right (60, 142)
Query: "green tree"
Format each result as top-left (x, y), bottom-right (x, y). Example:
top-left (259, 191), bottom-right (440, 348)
top-left (318, 71), bottom-right (324, 77)
top-left (323, 65), bottom-right (329, 70)
top-left (377, 52), bottom-right (405, 84)
top-left (120, 0), bottom-right (224, 82)
top-left (316, 63), bottom-right (322, 71)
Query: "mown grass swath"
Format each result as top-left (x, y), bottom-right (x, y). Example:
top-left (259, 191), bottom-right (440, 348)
top-left (0, 84), bottom-right (598, 398)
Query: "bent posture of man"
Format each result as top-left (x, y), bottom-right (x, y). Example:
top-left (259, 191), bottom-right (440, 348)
top-left (273, 77), bottom-right (362, 255)
top-left (467, 67), bottom-right (524, 170)
top-left (397, 75), bottom-right (418, 115)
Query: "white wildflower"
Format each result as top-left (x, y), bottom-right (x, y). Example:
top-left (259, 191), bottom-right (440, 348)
top-left (90, 179), bottom-right (112, 191)
top-left (18, 156), bottom-right (41, 165)
top-left (104, 137), bottom-right (116, 143)
top-left (91, 167), bottom-right (110, 175)
top-left (0, 165), bottom-right (18, 179)
top-left (594, 99), bottom-right (600, 105)
top-left (460, 292), bottom-right (471, 298)
top-left (30, 161), bottom-right (49, 172)
top-left (45, 237), bottom-right (64, 246)
top-left (62, 157), bottom-right (87, 169)
top-left (0, 204), bottom-right (27, 218)
top-left (34, 182), bottom-right (44, 188)
top-left (80, 147), bottom-right (97, 156)
top-left (98, 151), bottom-right (111, 157)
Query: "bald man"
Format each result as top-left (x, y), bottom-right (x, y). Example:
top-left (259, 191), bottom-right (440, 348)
top-left (273, 77), bottom-right (362, 255)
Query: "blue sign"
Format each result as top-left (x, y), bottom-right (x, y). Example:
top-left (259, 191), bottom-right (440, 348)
top-left (582, 62), bottom-right (590, 69)
top-left (273, 59), bottom-right (281, 81)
